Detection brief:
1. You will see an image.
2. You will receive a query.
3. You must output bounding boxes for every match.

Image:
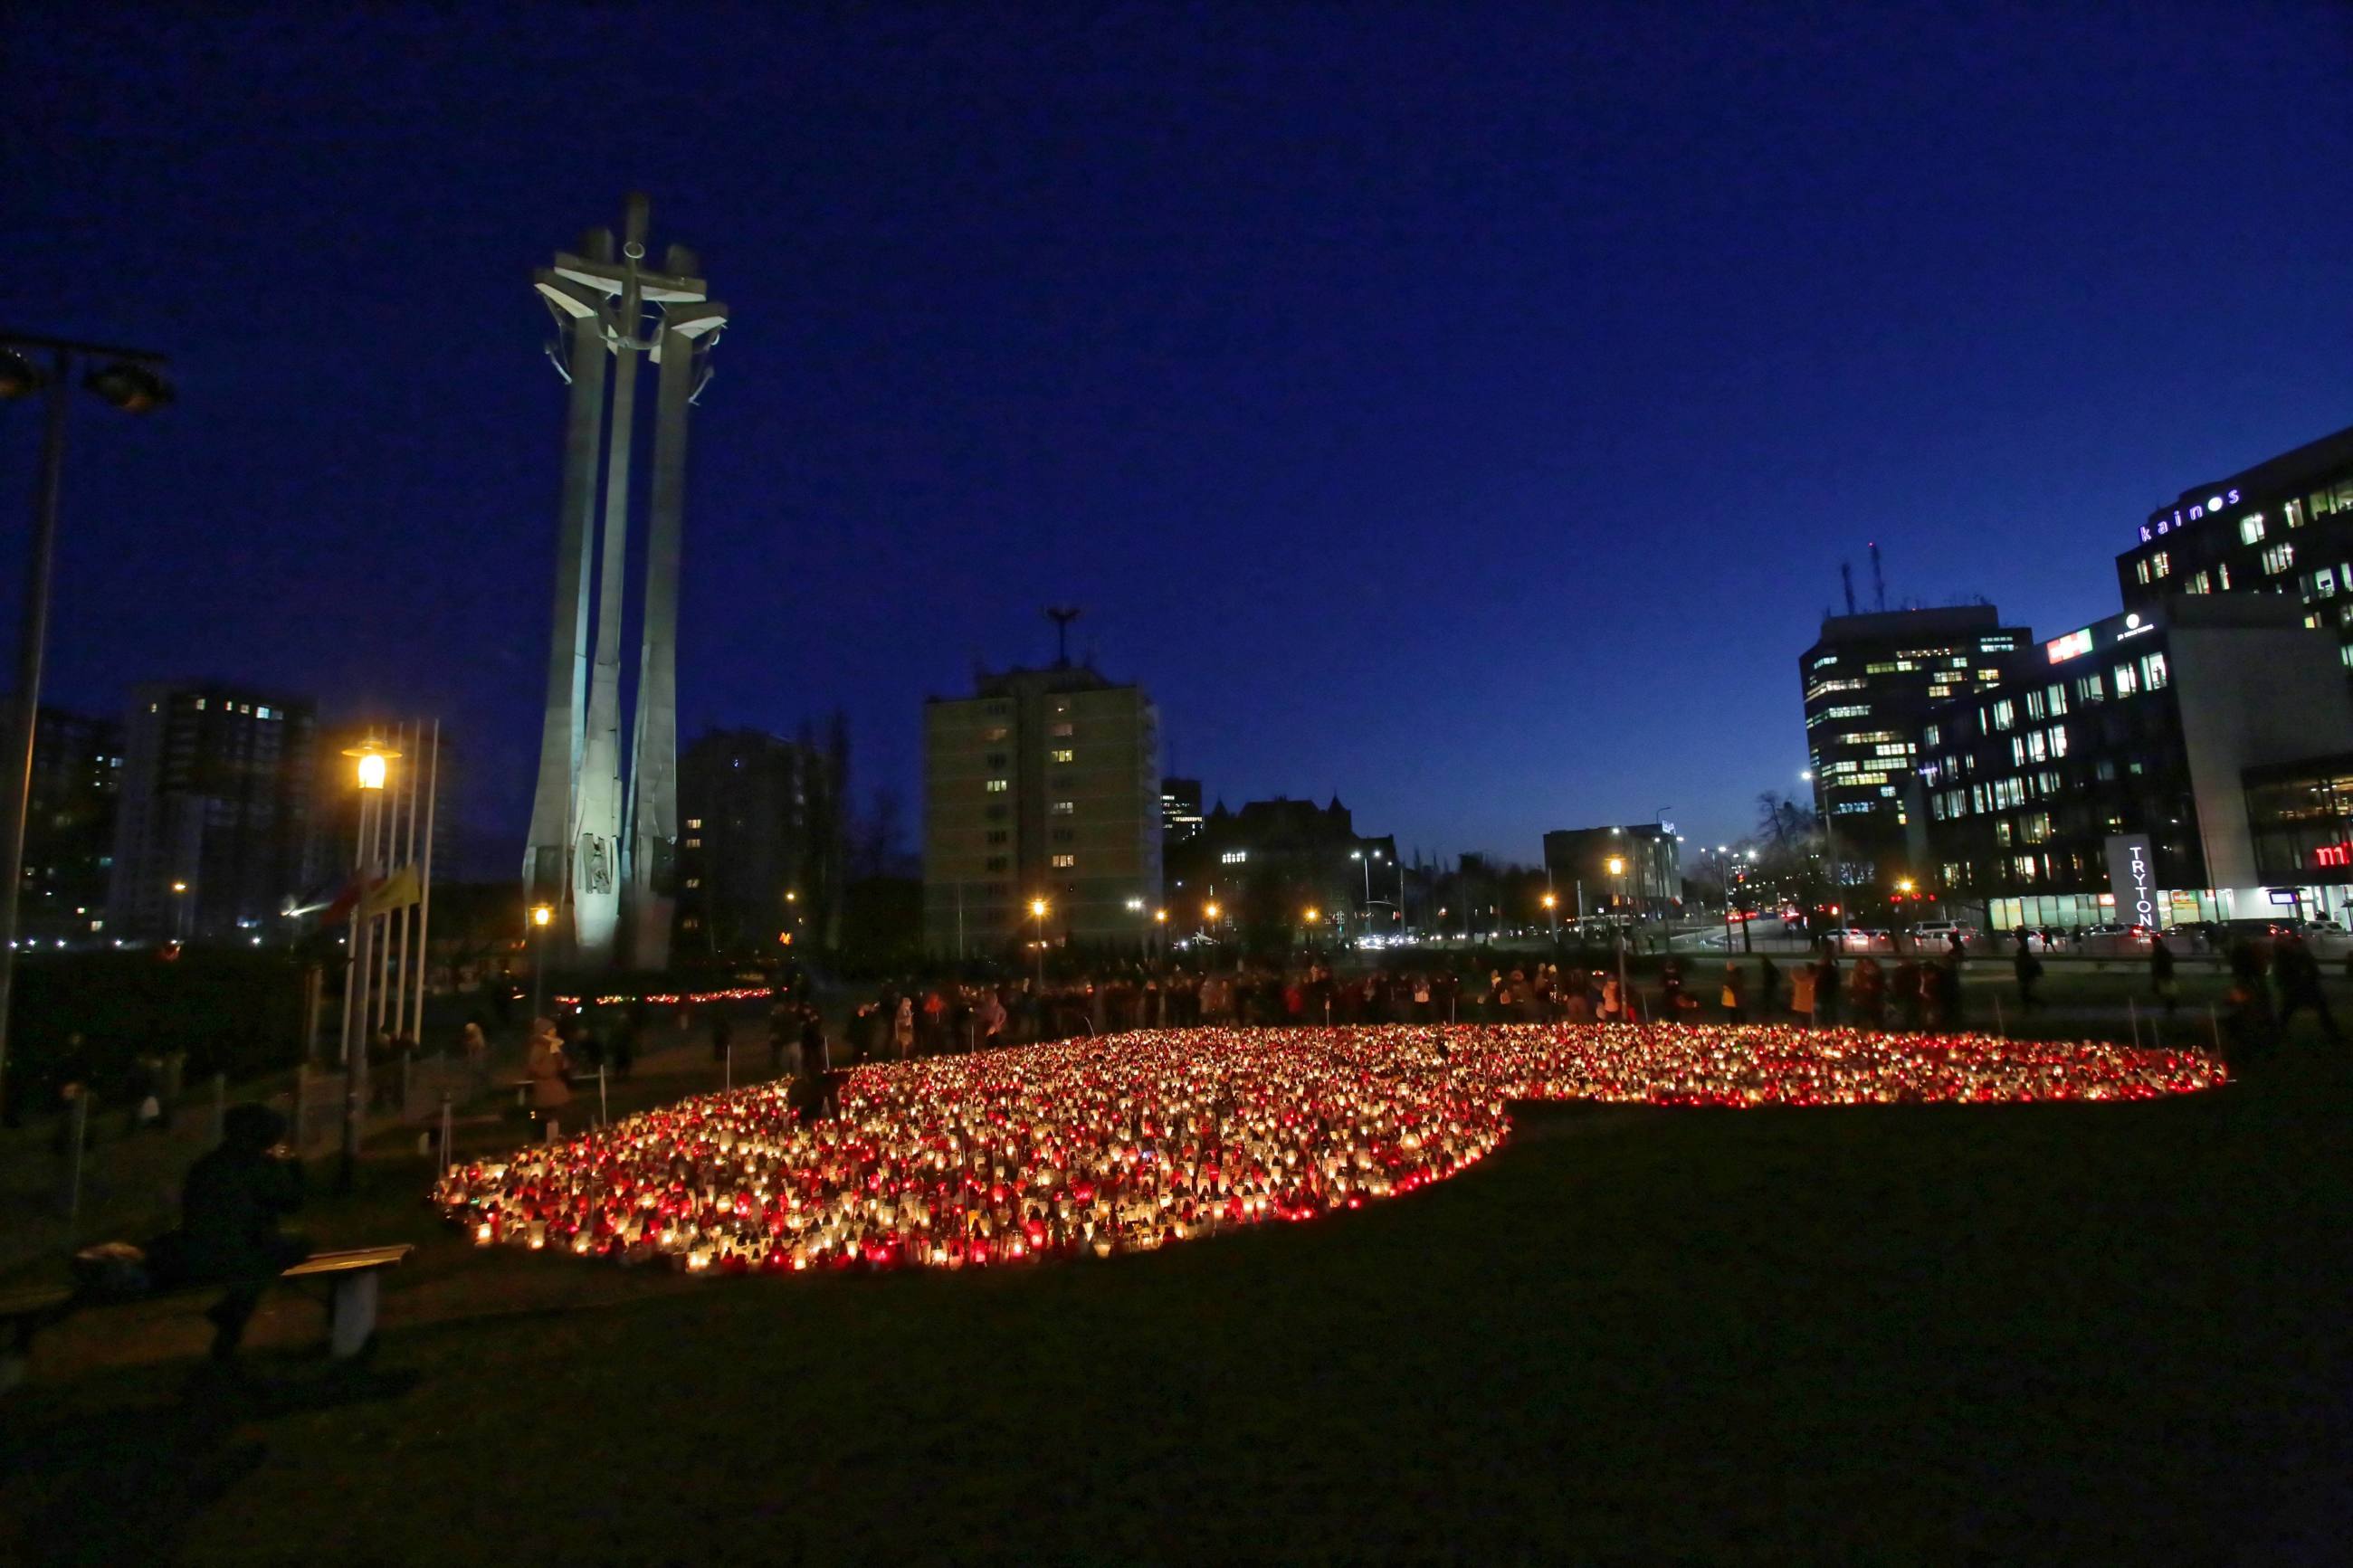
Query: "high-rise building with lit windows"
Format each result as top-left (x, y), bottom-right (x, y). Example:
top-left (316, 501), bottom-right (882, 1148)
top-left (923, 661), bottom-right (1161, 956)
top-left (2114, 423), bottom-right (2353, 670)
top-left (1914, 595), bottom-right (2353, 930)
top-left (108, 682), bottom-right (319, 943)
top-left (1798, 604), bottom-right (2031, 885)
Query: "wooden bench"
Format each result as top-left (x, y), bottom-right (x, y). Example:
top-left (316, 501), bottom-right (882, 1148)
top-left (0, 1242), bottom-right (413, 1394)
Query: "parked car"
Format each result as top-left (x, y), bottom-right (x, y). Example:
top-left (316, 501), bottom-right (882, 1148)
top-left (1910, 923), bottom-right (1978, 951)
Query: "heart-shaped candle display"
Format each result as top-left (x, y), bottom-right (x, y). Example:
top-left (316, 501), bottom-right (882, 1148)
top-left (434, 1024), bottom-right (2222, 1274)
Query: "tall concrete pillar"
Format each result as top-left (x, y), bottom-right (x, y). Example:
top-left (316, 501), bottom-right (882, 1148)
top-left (522, 197), bottom-right (727, 972)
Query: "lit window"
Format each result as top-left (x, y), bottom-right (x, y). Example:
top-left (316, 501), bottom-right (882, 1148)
top-left (1221, 850), bottom-right (1249, 865)
top-left (984, 727), bottom-right (1008, 742)
top-left (1050, 723), bottom-right (1073, 737)
top-left (1052, 801), bottom-right (1074, 815)
top-left (1050, 749), bottom-right (1074, 764)
top-left (2218, 563), bottom-right (2232, 590)
top-left (2151, 551), bottom-right (2170, 579)
top-left (2314, 567), bottom-right (2338, 599)
top-left (684, 878), bottom-right (700, 889)
top-left (194, 698), bottom-right (205, 711)
top-left (684, 837), bottom-right (701, 849)
top-left (2240, 515), bottom-right (2267, 545)
top-left (2139, 652), bottom-right (2168, 691)
top-left (2288, 499), bottom-right (2306, 528)
top-left (2113, 662), bottom-right (2140, 698)
top-left (2263, 541), bottom-right (2295, 575)
top-left (685, 818), bottom-right (702, 830)
top-left (1050, 853), bottom-right (1076, 869)
top-left (2135, 559), bottom-right (2151, 585)
top-left (986, 779), bottom-right (1008, 793)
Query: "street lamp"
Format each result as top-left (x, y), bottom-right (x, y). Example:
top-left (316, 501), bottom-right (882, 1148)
top-left (1604, 856), bottom-right (1631, 1016)
top-left (1541, 889), bottom-right (1558, 951)
top-left (338, 733), bottom-right (398, 1191)
top-left (1030, 897), bottom-right (1049, 987)
top-left (0, 331), bottom-right (170, 1117)
top-left (529, 902), bottom-right (554, 1020)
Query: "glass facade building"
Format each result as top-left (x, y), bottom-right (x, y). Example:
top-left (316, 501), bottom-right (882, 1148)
top-left (1798, 604), bottom-right (2029, 886)
top-left (1914, 596), bottom-right (2353, 931)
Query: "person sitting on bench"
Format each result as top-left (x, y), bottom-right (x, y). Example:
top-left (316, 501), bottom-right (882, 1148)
top-left (178, 1103), bottom-right (310, 1361)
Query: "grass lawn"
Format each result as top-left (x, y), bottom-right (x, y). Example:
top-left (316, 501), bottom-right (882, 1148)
top-left (3, 1032), bottom-right (2348, 1563)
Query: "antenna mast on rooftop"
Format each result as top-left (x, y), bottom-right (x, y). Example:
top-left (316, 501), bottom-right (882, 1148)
top-left (1044, 605), bottom-right (1082, 668)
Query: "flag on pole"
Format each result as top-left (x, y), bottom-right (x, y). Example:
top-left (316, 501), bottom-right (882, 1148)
top-left (360, 865), bottom-right (423, 918)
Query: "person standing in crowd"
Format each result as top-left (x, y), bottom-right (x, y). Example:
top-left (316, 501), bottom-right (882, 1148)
top-left (525, 1018), bottom-right (571, 1139)
top-left (2149, 932), bottom-right (2179, 1020)
top-left (893, 994), bottom-right (916, 1059)
top-left (1851, 954), bottom-right (1887, 1030)
top-left (613, 999), bottom-right (643, 1083)
top-left (1720, 961), bottom-right (1747, 1024)
top-left (1892, 955), bottom-right (1923, 1031)
top-left (769, 1003), bottom-right (795, 1076)
top-left (1936, 949), bottom-right (1964, 1027)
top-left (2013, 929), bottom-right (2044, 1013)
top-left (1813, 949), bottom-right (1843, 1028)
top-left (2272, 930), bottom-right (2340, 1044)
top-left (461, 1019), bottom-right (490, 1088)
top-left (798, 1001), bottom-right (825, 1076)
top-left (1756, 955), bottom-right (1782, 1017)
top-left (710, 1012), bottom-right (734, 1069)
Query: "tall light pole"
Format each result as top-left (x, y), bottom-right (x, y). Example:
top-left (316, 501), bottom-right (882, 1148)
top-left (339, 735), bottom-right (397, 1192)
top-left (1030, 897), bottom-right (1049, 989)
top-left (0, 332), bottom-right (170, 1123)
top-left (1606, 856), bottom-right (1630, 1020)
top-left (1541, 890), bottom-right (1558, 955)
top-left (529, 902), bottom-right (554, 1020)
top-left (1802, 766), bottom-right (1839, 924)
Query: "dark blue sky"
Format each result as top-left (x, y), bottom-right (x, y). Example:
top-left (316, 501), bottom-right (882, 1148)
top-left (11, 2), bottom-right (2352, 869)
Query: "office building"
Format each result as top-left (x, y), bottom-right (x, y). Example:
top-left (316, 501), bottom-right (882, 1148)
top-left (108, 682), bottom-right (319, 942)
top-left (1540, 824), bottom-right (1681, 922)
top-left (1912, 595), bottom-right (2353, 930)
top-left (1160, 776), bottom-right (1205, 845)
top-left (6, 704), bottom-right (123, 945)
top-left (1799, 604), bottom-right (2032, 884)
top-left (923, 661), bottom-right (1161, 955)
top-left (2115, 423), bottom-right (2353, 666)
top-left (1175, 796), bottom-right (1397, 942)
top-left (674, 728), bottom-right (839, 956)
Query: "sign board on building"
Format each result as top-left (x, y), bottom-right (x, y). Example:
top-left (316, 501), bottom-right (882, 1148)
top-left (2269, 889), bottom-right (2300, 907)
top-left (2104, 833), bottom-right (2158, 928)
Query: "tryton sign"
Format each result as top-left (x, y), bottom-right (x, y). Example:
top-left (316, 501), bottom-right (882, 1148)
top-left (2104, 833), bottom-right (2158, 927)
top-left (2140, 486), bottom-right (2243, 544)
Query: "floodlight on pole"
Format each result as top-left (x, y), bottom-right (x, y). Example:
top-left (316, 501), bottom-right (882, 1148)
top-left (0, 329), bottom-right (170, 1120)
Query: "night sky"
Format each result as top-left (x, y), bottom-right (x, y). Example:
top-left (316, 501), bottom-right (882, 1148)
top-left (12, 3), bottom-right (2352, 870)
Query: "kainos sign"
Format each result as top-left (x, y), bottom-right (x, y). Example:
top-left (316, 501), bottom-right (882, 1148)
top-left (2105, 833), bottom-right (2158, 927)
top-left (2140, 487), bottom-right (2242, 544)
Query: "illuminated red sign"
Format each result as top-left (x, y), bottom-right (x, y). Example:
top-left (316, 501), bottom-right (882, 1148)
top-left (2315, 843), bottom-right (2352, 869)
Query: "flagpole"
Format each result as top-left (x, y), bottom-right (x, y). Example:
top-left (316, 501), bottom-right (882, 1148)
top-left (392, 719), bottom-right (419, 1041)
top-left (374, 721), bottom-right (401, 1035)
top-left (340, 766), bottom-right (378, 1193)
top-left (412, 720), bottom-right (438, 1048)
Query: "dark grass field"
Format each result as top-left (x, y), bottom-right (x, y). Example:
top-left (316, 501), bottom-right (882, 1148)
top-left (4, 1037), bottom-right (2348, 1564)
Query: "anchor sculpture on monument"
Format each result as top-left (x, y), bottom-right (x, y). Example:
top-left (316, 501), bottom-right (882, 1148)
top-left (521, 194), bottom-right (728, 971)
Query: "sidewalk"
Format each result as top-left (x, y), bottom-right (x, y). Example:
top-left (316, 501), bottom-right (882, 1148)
top-left (0, 1006), bottom-right (780, 1281)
